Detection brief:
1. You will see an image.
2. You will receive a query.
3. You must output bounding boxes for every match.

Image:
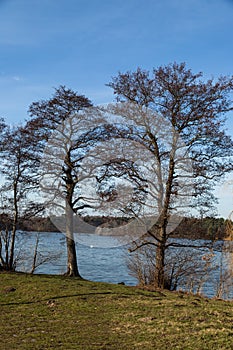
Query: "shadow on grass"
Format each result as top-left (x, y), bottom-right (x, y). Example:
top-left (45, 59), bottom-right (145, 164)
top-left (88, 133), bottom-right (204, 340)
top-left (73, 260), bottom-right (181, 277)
top-left (0, 291), bottom-right (117, 306)
top-left (0, 288), bottom-right (165, 307)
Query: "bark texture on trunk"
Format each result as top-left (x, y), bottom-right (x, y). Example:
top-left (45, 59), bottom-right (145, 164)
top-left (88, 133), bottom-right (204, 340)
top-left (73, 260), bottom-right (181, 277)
top-left (154, 226), bottom-right (166, 288)
top-left (9, 181), bottom-right (18, 270)
top-left (65, 204), bottom-right (81, 277)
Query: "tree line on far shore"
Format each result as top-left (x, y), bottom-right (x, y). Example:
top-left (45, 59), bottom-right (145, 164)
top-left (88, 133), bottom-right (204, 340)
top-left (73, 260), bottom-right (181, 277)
top-left (0, 214), bottom-right (230, 241)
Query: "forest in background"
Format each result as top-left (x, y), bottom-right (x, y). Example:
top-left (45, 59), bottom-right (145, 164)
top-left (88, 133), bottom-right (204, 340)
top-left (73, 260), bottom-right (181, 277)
top-left (0, 214), bottom-right (230, 241)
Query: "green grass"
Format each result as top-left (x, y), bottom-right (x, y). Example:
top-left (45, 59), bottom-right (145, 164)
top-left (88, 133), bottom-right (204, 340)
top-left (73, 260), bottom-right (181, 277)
top-left (1, 272), bottom-right (233, 349)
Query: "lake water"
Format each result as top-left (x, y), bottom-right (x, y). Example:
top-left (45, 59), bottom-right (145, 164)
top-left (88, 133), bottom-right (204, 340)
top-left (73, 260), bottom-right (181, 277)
top-left (13, 231), bottom-right (233, 299)
top-left (15, 231), bottom-right (138, 286)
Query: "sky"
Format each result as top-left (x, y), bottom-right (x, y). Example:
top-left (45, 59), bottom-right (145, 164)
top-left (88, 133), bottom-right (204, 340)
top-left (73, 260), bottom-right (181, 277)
top-left (0, 0), bottom-right (232, 218)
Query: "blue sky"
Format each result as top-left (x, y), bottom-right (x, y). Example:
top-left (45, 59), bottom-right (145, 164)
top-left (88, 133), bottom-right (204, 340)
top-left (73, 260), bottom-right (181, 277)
top-left (0, 0), bottom-right (233, 217)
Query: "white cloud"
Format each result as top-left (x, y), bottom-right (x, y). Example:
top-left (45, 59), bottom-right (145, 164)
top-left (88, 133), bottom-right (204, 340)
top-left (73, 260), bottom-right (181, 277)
top-left (0, 73), bottom-right (23, 83)
top-left (12, 76), bottom-right (21, 81)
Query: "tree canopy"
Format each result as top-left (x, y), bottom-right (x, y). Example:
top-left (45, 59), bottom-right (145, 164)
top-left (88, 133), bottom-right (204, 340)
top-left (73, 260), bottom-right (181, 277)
top-left (107, 62), bottom-right (233, 287)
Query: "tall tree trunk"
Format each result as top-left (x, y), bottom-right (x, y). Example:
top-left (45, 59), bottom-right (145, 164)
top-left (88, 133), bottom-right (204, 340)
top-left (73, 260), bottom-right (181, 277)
top-left (154, 226), bottom-right (166, 288)
top-left (9, 181), bottom-right (18, 270)
top-left (154, 145), bottom-right (176, 289)
top-left (65, 203), bottom-right (81, 277)
top-left (9, 225), bottom-right (16, 270)
top-left (30, 233), bottom-right (39, 274)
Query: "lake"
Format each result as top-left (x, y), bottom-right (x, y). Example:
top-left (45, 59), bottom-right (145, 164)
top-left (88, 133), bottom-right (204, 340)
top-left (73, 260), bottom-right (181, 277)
top-left (13, 231), bottom-right (233, 299)
top-left (15, 231), bottom-right (138, 286)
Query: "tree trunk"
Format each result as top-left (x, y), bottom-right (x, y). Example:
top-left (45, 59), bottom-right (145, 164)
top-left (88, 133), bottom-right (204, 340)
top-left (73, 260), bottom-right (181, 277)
top-left (154, 245), bottom-right (165, 288)
top-left (154, 147), bottom-right (176, 289)
top-left (9, 176), bottom-right (19, 270)
top-left (31, 233), bottom-right (39, 274)
top-left (65, 203), bottom-right (81, 277)
top-left (9, 211), bottom-right (17, 270)
top-left (154, 226), bottom-right (166, 288)
top-left (9, 227), bottom-right (16, 271)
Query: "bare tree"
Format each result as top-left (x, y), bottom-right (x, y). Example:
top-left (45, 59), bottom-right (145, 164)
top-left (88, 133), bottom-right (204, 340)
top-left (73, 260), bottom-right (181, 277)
top-left (127, 245), bottom-right (216, 293)
top-left (29, 232), bottom-right (61, 274)
top-left (107, 62), bottom-right (233, 288)
top-left (27, 86), bottom-right (93, 277)
top-left (0, 124), bottom-right (43, 271)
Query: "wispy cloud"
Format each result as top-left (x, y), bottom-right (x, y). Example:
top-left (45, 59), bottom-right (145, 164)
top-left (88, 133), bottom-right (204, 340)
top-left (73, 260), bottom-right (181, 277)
top-left (0, 73), bottom-right (23, 83)
top-left (12, 76), bottom-right (21, 81)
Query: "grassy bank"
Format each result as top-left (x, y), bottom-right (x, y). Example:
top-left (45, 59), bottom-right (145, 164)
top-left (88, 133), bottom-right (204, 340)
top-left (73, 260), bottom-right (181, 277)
top-left (1, 272), bottom-right (233, 349)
